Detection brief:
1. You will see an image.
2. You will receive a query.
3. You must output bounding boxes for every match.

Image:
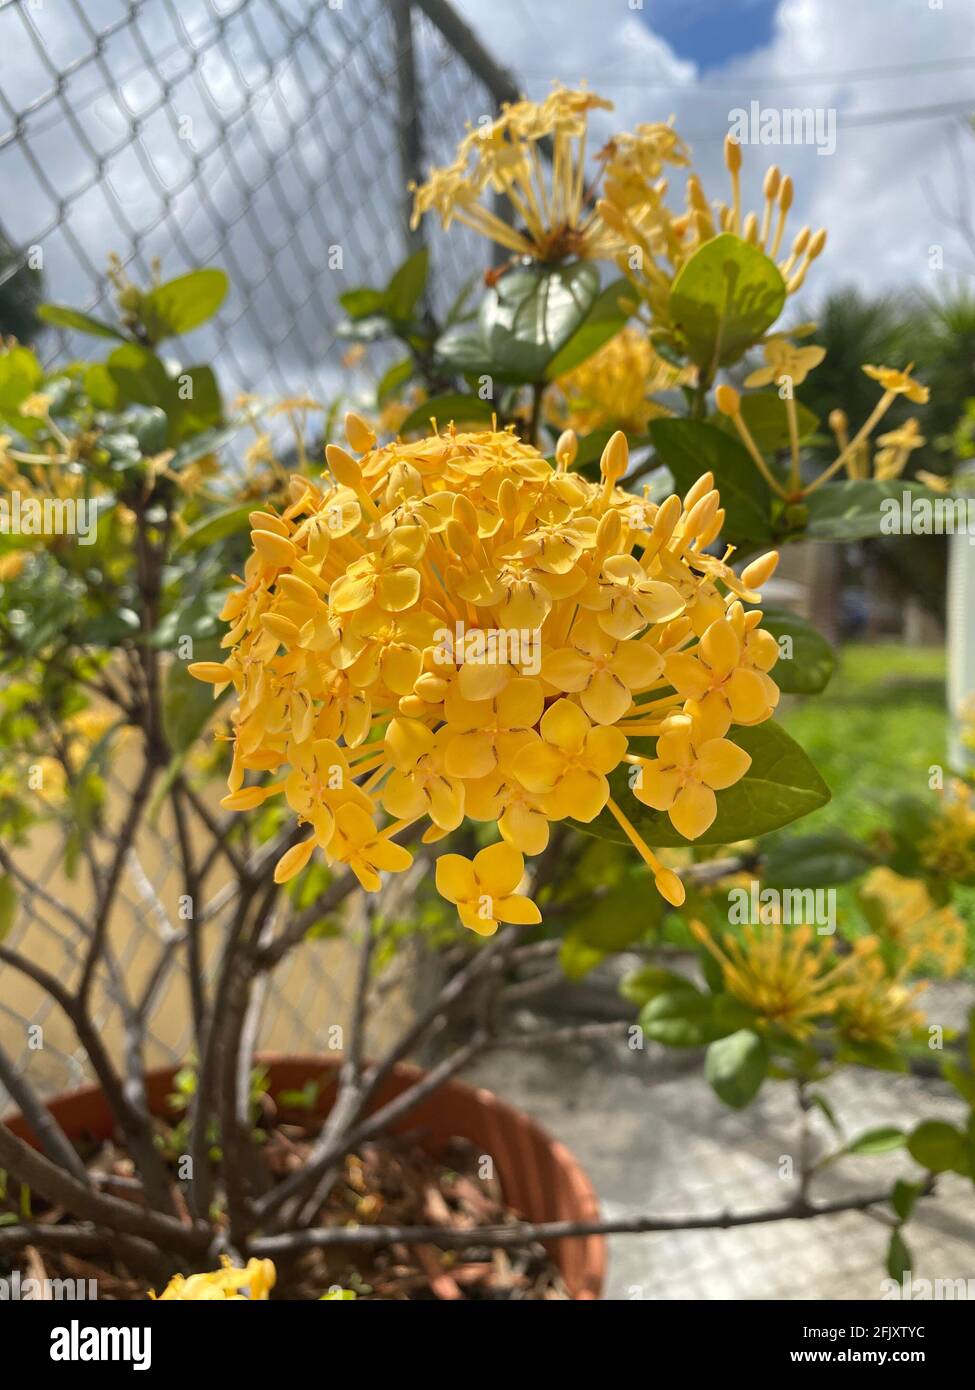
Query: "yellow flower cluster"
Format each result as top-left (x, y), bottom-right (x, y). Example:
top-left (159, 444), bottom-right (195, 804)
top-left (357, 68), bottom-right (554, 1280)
top-left (600, 132), bottom-right (826, 325)
top-left (691, 917), bottom-right (861, 1040)
top-left (860, 867), bottom-right (966, 978)
top-left (716, 362), bottom-right (930, 503)
top-left (919, 779), bottom-right (975, 883)
top-left (151, 1256), bottom-right (275, 1300)
top-left (691, 917), bottom-right (926, 1048)
top-left (410, 86), bottom-right (686, 264)
top-left (191, 416), bottom-right (782, 932)
top-left (549, 325), bottom-right (693, 436)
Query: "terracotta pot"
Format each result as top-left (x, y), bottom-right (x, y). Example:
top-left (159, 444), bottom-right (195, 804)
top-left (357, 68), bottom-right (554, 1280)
top-left (6, 1053), bottom-right (606, 1299)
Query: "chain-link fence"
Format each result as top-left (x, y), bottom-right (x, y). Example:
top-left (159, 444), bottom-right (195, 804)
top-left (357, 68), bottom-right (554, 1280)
top-left (0, 0), bottom-right (518, 397)
top-left (0, 0), bottom-right (522, 1101)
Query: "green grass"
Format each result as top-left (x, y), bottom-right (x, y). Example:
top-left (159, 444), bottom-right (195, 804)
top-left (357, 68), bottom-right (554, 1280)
top-left (779, 642), bottom-right (975, 959)
top-left (780, 642), bottom-right (947, 839)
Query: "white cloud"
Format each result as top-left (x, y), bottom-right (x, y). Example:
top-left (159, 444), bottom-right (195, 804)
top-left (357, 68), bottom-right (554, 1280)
top-left (455, 0), bottom-right (975, 298)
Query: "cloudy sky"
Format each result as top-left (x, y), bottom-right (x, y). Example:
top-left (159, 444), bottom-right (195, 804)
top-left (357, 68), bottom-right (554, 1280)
top-left (1, 0), bottom-right (973, 399)
top-left (453, 0), bottom-right (975, 290)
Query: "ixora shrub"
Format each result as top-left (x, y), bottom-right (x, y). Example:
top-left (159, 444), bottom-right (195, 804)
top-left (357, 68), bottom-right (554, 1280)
top-left (0, 87), bottom-right (972, 1299)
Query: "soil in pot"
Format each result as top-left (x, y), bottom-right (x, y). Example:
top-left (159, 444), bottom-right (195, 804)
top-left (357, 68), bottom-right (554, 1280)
top-left (1, 1088), bottom-right (572, 1300)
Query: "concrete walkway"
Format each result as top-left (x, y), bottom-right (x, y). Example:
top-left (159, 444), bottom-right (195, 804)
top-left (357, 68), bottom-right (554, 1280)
top-left (469, 982), bottom-right (975, 1300)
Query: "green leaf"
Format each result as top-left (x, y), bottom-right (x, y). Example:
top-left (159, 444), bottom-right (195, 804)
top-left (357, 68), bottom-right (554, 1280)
top-left (397, 392), bottom-right (493, 436)
top-left (649, 417), bottom-right (773, 547)
top-left (0, 346), bottom-right (43, 421)
top-left (886, 1229), bottom-right (911, 1283)
top-left (836, 1039), bottom-right (907, 1072)
top-left (376, 357), bottom-right (414, 404)
top-left (175, 503), bottom-right (253, 553)
top-left (105, 343), bottom-right (178, 423)
top-left (941, 1060), bottom-right (975, 1106)
top-left (162, 653), bottom-right (227, 755)
top-left (545, 278), bottom-right (634, 379)
top-left (804, 480), bottom-right (930, 542)
top-left (891, 1179), bottom-right (922, 1223)
top-left (385, 248), bottom-right (429, 322)
top-left (0, 875), bottom-right (17, 942)
top-left (620, 964), bottom-right (698, 1008)
top-left (339, 287), bottom-right (388, 321)
top-left (640, 989), bottom-right (753, 1048)
top-left (669, 234), bottom-right (786, 371)
top-left (761, 831), bottom-right (874, 890)
top-left (37, 304), bottom-right (127, 341)
top-left (808, 1091), bottom-right (841, 1133)
top-left (846, 1126), bottom-right (906, 1156)
top-left (908, 1120), bottom-right (970, 1175)
top-left (170, 365), bottom-right (222, 440)
top-left (758, 609), bottom-right (836, 694)
top-left (139, 269), bottom-right (228, 342)
top-left (560, 879), bottom-right (662, 980)
top-left (705, 1029), bottom-right (768, 1109)
top-left (715, 391), bottom-right (819, 452)
top-left (479, 261), bottom-right (601, 382)
top-left (579, 721), bottom-right (830, 849)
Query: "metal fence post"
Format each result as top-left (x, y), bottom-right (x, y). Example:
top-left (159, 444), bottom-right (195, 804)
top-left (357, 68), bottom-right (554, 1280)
top-left (392, 0), bottom-right (425, 259)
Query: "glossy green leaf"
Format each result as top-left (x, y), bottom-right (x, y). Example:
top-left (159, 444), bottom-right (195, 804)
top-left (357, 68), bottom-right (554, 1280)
top-left (891, 1179), bottom-right (922, 1223)
top-left (339, 287), bottom-right (388, 320)
top-left (762, 831), bottom-right (874, 890)
top-left (560, 878), bottom-right (663, 979)
top-left (385, 248), bottom-right (429, 322)
top-left (759, 608), bottom-right (836, 694)
top-left (669, 234), bottom-right (785, 371)
top-left (37, 304), bottom-right (127, 341)
top-left (170, 365), bottom-right (222, 440)
top-left (715, 391), bottom-right (819, 452)
top-left (886, 1229), bottom-right (911, 1283)
top-left (376, 357), bottom-right (414, 404)
top-left (804, 480), bottom-right (930, 542)
top-left (0, 346), bottom-right (43, 421)
top-left (649, 417), bottom-right (773, 546)
top-left (163, 651), bottom-right (227, 755)
top-left (176, 503), bottom-right (254, 553)
top-left (908, 1120), bottom-right (970, 1175)
top-left (705, 1029), bottom-right (768, 1109)
top-left (641, 989), bottom-right (753, 1048)
top-left (620, 964), bottom-right (698, 1008)
top-left (846, 1126), bottom-right (906, 1156)
top-left (479, 261), bottom-right (601, 382)
top-left (579, 721), bottom-right (830, 848)
top-left (139, 269), bottom-right (229, 342)
top-left (545, 277), bottom-right (634, 379)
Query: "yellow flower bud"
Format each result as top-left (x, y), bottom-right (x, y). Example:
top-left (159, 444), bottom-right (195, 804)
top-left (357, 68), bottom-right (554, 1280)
top-left (188, 661), bottom-right (233, 684)
top-left (251, 529), bottom-right (297, 567)
top-left (556, 429), bottom-right (578, 467)
top-left (741, 551), bottom-right (779, 590)
top-left (345, 410), bottom-right (376, 454)
top-left (600, 429), bottom-right (628, 484)
top-left (683, 471), bottom-right (715, 510)
top-left (248, 510), bottom-right (289, 537)
top-left (274, 837), bottom-right (316, 884)
top-left (325, 443), bottom-right (361, 489)
top-left (714, 384), bottom-right (740, 416)
top-left (724, 133), bottom-right (742, 174)
top-left (654, 868), bottom-right (685, 907)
